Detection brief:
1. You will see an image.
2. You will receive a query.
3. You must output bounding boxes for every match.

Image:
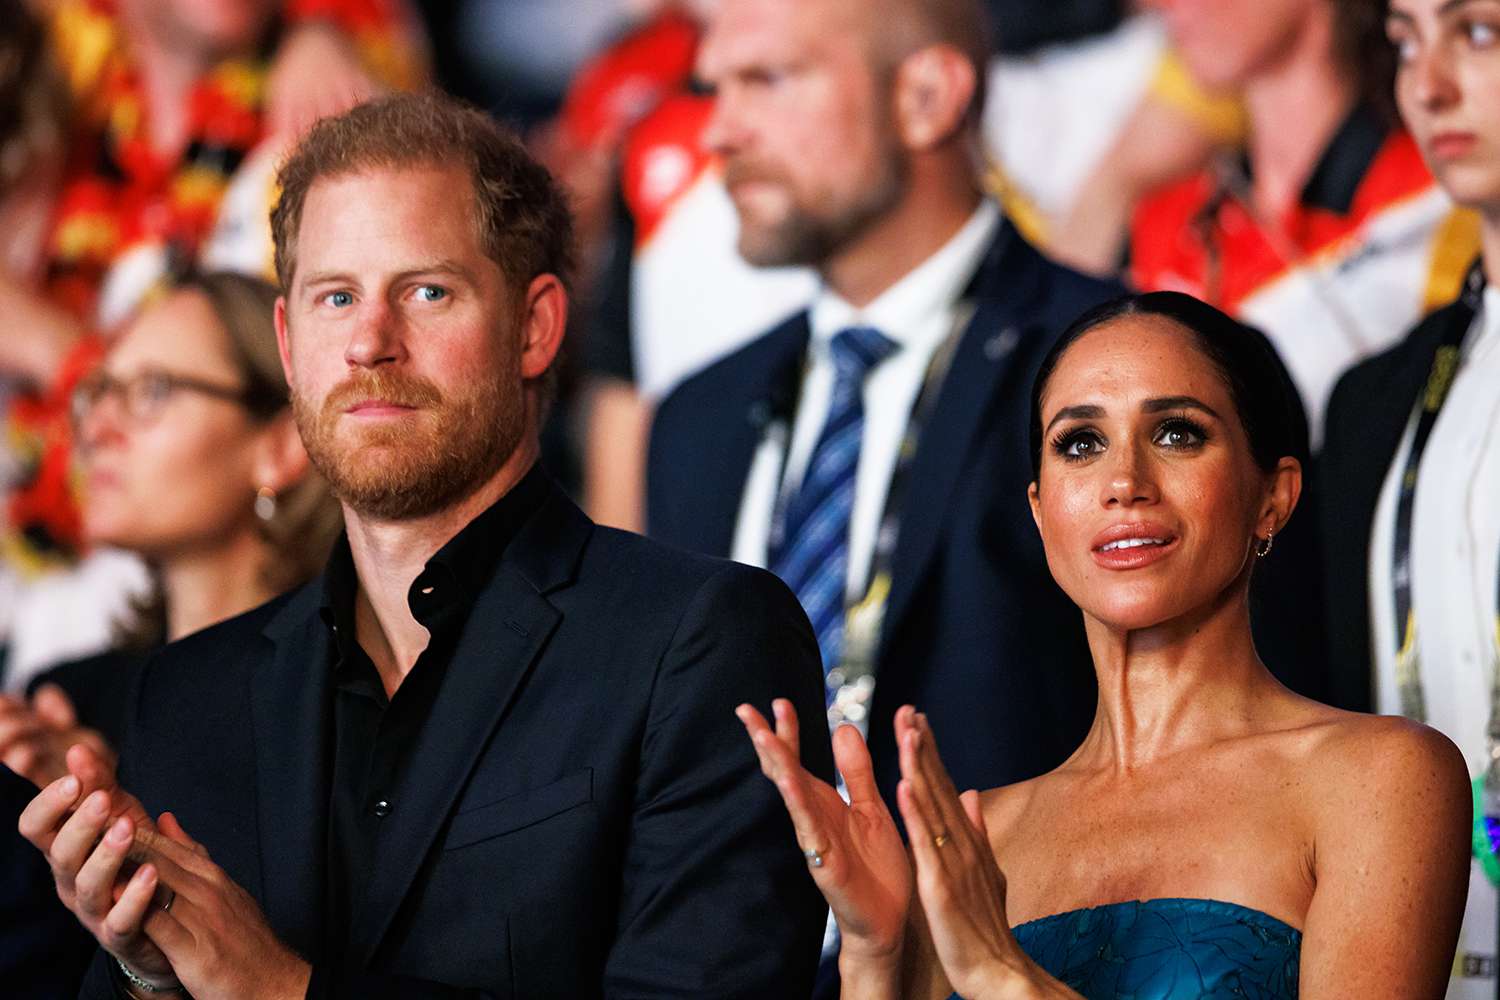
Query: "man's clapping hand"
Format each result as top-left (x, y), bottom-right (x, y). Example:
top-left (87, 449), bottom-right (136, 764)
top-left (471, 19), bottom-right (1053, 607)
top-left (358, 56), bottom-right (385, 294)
top-left (18, 744), bottom-right (176, 990)
top-left (17, 743), bottom-right (312, 999)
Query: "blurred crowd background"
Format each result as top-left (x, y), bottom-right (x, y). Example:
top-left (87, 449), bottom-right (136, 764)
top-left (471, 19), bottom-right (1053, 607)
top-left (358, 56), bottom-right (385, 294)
top-left (0, 0), bottom-right (1495, 992)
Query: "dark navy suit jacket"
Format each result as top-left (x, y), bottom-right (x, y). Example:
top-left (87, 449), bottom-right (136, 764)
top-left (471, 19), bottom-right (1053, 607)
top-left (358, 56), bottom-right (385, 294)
top-left (648, 219), bottom-right (1124, 805)
top-left (78, 478), bottom-right (833, 998)
top-left (1320, 278), bottom-right (1481, 712)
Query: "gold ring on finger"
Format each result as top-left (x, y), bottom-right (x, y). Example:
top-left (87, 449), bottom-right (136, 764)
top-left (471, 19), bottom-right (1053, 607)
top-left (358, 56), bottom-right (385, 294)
top-left (933, 831), bottom-right (951, 848)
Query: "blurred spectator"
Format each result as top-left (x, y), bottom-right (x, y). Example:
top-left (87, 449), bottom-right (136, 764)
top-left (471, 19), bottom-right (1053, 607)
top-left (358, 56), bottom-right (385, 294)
top-left (417, 0), bottom-right (639, 124)
top-left (1322, 0), bottom-right (1500, 992)
top-left (0, 271), bottom-right (340, 786)
top-left (1130, 0), bottom-right (1476, 443)
top-left (649, 0), bottom-right (1121, 839)
top-left (576, 6), bottom-right (1239, 531)
top-left (1011, 26), bottom-right (1246, 273)
top-left (0, 0), bottom-right (422, 686)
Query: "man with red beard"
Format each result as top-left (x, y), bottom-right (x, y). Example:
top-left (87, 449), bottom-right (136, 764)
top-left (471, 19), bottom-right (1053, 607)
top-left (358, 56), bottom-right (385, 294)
top-left (18, 93), bottom-right (832, 998)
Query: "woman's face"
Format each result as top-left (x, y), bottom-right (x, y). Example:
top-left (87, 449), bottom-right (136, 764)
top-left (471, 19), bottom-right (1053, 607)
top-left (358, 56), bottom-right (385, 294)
top-left (76, 289), bottom-right (269, 560)
top-left (1389, 0), bottom-right (1500, 209)
top-left (1155, 0), bottom-right (1320, 91)
top-left (1028, 316), bottom-right (1289, 632)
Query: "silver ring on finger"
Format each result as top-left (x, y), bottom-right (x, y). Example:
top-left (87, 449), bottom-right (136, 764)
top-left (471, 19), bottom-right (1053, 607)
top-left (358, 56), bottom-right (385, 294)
top-left (161, 890), bottom-right (175, 913)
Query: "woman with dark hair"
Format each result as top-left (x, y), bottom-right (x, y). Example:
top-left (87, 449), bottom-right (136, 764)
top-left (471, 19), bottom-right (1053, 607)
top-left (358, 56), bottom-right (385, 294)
top-left (1129, 0), bottom-right (1473, 445)
top-left (741, 291), bottom-right (1470, 998)
top-left (0, 271), bottom-right (342, 786)
top-left (1321, 0), bottom-right (1500, 993)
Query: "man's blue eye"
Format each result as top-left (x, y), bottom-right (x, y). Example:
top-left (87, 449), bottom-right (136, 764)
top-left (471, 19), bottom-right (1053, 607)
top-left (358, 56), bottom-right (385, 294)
top-left (416, 286), bottom-right (447, 302)
top-left (328, 291), bottom-right (353, 307)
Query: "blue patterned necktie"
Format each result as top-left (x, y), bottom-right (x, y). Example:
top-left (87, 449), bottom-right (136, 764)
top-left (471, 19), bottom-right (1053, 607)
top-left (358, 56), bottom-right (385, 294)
top-left (771, 326), bottom-right (898, 688)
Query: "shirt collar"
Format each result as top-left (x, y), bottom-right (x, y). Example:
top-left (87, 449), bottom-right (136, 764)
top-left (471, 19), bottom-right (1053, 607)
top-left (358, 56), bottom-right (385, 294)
top-left (1231, 102), bottom-right (1391, 216)
top-left (319, 463), bottom-right (551, 671)
top-left (808, 199), bottom-right (1001, 355)
top-left (1471, 285), bottom-right (1500, 363)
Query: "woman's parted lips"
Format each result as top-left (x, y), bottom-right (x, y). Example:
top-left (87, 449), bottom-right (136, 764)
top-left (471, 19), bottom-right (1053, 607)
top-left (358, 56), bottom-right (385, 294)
top-left (1090, 520), bottom-right (1178, 553)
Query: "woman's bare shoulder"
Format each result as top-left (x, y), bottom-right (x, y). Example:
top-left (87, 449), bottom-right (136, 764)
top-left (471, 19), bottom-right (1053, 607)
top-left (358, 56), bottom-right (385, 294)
top-left (1292, 709), bottom-right (1469, 821)
top-left (978, 773), bottom-right (1052, 851)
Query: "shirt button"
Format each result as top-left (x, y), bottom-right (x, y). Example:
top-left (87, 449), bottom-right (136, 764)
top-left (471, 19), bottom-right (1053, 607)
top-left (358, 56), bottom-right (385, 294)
top-left (373, 799), bottom-right (392, 818)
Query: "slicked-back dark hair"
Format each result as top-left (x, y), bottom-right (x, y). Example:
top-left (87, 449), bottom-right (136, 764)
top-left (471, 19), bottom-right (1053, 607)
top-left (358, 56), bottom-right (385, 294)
top-left (1028, 291), bottom-right (1308, 480)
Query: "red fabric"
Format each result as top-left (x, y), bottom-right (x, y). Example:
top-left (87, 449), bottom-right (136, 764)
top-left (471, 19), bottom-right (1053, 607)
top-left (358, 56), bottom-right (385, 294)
top-left (621, 93), bottom-right (716, 249)
top-left (1130, 130), bottom-right (1436, 312)
top-left (558, 9), bottom-right (700, 153)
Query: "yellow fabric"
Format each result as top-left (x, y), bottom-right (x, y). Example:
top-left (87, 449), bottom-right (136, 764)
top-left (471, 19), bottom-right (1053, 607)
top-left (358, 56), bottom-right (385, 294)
top-left (984, 160), bottom-right (1050, 249)
top-left (1147, 50), bottom-right (1246, 146)
top-left (1423, 207), bottom-right (1483, 313)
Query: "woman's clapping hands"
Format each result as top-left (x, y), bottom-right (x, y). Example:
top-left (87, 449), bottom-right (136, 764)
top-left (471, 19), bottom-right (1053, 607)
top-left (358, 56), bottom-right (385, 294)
top-left (739, 701), bottom-right (1070, 999)
top-left (736, 699), bottom-right (912, 966)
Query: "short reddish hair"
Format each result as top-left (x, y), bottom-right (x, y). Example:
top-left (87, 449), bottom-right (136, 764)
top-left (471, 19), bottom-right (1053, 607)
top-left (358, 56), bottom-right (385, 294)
top-left (270, 92), bottom-right (575, 296)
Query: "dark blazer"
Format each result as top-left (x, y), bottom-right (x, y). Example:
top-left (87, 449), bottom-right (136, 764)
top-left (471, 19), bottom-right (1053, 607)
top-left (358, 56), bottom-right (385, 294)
top-left (648, 219), bottom-right (1122, 804)
top-left (1320, 269), bottom-right (1483, 712)
top-left (79, 478), bottom-right (833, 998)
top-left (0, 764), bottom-right (95, 1000)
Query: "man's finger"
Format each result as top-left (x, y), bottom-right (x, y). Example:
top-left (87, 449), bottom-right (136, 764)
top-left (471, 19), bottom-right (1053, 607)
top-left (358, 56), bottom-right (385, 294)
top-left (141, 896), bottom-right (194, 964)
top-left (49, 790), bottom-right (114, 900)
top-left (18, 773), bottom-right (81, 852)
top-left (135, 822), bottom-right (213, 885)
top-left (101, 862), bottom-right (159, 946)
top-left (75, 815), bottom-right (135, 920)
top-left (67, 748), bottom-right (152, 831)
top-left (157, 812), bottom-right (209, 856)
top-left (65, 743), bottom-right (114, 797)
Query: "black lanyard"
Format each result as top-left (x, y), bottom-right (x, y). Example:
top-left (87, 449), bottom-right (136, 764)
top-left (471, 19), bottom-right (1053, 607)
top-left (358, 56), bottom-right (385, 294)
top-left (1390, 261), bottom-right (1489, 723)
top-left (764, 309), bottom-right (966, 730)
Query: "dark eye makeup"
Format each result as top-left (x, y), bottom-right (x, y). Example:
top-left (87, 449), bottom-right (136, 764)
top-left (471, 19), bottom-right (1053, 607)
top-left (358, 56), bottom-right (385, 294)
top-left (1047, 414), bottom-right (1211, 463)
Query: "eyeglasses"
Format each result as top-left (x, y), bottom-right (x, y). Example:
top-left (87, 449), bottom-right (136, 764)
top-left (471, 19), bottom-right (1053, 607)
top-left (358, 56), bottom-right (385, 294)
top-left (70, 368), bottom-right (265, 429)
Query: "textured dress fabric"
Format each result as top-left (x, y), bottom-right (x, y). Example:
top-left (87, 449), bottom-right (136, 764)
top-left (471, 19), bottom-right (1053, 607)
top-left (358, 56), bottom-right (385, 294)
top-left (951, 898), bottom-right (1300, 999)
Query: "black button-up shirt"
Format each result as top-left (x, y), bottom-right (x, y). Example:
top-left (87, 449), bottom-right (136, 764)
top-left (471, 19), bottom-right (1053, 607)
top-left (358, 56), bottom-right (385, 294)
top-left (317, 465), bottom-right (548, 969)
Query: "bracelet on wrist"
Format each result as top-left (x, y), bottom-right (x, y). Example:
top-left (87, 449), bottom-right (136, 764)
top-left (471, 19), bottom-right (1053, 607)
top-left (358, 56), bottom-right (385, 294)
top-left (114, 955), bottom-right (182, 996)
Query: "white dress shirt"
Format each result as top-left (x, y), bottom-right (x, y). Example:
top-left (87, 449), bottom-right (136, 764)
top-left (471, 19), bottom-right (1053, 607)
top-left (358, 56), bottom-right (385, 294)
top-left (730, 200), bottom-right (1001, 599)
top-left (1368, 286), bottom-right (1500, 999)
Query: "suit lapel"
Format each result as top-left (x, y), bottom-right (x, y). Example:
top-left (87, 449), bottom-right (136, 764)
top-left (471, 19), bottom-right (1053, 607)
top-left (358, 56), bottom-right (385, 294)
top-left (353, 491), bottom-right (589, 964)
top-left (696, 315), bottom-right (810, 557)
top-left (252, 586), bottom-right (335, 958)
top-left (881, 228), bottom-right (1038, 644)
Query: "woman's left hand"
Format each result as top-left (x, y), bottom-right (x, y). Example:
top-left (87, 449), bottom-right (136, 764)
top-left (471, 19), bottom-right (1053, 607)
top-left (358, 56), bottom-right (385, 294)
top-left (895, 708), bottom-right (1037, 1000)
top-left (0, 685), bottom-right (114, 788)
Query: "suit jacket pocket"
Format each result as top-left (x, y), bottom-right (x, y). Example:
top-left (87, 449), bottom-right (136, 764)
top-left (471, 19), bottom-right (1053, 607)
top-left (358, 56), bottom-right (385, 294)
top-left (443, 768), bottom-right (593, 851)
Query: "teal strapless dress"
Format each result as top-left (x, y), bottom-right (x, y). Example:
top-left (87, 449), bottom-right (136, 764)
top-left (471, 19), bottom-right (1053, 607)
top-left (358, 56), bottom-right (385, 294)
top-left (949, 898), bottom-right (1300, 999)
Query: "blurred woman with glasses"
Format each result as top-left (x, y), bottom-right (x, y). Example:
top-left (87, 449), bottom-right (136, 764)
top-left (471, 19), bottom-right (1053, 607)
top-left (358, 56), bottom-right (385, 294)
top-left (0, 271), bottom-right (341, 786)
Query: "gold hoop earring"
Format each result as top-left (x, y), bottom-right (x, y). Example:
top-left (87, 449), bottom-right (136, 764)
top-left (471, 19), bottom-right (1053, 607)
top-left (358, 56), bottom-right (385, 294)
top-left (254, 486), bottom-right (278, 522)
top-left (1254, 532), bottom-right (1274, 558)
